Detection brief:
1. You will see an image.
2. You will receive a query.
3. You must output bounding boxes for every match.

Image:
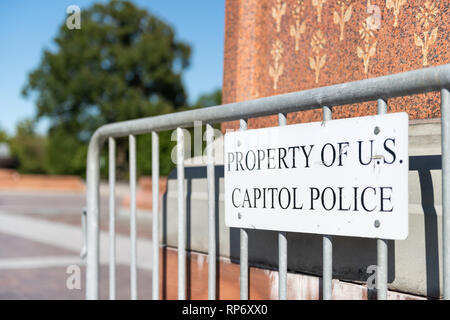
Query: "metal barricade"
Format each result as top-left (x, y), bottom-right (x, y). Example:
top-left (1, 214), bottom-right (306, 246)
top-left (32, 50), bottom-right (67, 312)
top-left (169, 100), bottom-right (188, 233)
top-left (85, 64), bottom-right (450, 300)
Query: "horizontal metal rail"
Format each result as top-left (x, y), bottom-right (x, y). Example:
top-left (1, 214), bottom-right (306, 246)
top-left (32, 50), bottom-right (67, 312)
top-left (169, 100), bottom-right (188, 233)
top-left (86, 65), bottom-right (450, 142)
top-left (86, 64), bottom-right (450, 300)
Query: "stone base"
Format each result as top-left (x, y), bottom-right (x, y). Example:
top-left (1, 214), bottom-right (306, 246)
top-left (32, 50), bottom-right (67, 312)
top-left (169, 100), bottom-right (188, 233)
top-left (158, 247), bottom-right (424, 300)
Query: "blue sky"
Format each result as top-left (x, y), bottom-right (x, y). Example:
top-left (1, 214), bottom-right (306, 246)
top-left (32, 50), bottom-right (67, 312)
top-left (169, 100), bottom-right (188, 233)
top-left (0, 0), bottom-right (225, 135)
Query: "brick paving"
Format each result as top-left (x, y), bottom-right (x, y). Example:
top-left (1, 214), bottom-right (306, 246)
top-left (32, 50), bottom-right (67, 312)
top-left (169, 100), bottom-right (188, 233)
top-left (25, 212), bottom-right (153, 240)
top-left (0, 191), bottom-right (154, 300)
top-left (0, 232), bottom-right (75, 259)
top-left (0, 264), bottom-right (152, 300)
top-left (0, 191), bottom-right (152, 239)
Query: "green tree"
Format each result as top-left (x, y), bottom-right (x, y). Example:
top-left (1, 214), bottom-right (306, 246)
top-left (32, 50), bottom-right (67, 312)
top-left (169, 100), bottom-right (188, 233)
top-left (22, 0), bottom-right (191, 177)
top-left (0, 128), bottom-right (7, 143)
top-left (193, 88), bottom-right (222, 108)
top-left (9, 120), bottom-right (48, 174)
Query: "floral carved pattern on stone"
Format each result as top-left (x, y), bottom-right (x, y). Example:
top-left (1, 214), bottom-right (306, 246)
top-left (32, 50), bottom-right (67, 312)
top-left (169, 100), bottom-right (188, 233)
top-left (290, 0), bottom-right (306, 51)
top-left (272, 0), bottom-right (287, 33)
top-left (386, 0), bottom-right (407, 28)
top-left (311, 0), bottom-right (327, 23)
top-left (357, 21), bottom-right (377, 75)
top-left (269, 39), bottom-right (284, 90)
top-left (333, 1), bottom-right (353, 41)
top-left (309, 30), bottom-right (327, 84)
top-left (414, 0), bottom-right (439, 66)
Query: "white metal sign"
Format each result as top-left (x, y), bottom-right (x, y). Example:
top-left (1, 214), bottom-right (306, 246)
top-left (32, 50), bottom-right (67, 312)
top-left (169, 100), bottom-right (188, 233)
top-left (224, 113), bottom-right (409, 240)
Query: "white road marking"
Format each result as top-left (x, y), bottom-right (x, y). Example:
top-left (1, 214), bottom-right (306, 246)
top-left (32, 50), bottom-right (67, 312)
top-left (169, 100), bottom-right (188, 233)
top-left (0, 256), bottom-right (84, 270)
top-left (0, 211), bottom-right (153, 271)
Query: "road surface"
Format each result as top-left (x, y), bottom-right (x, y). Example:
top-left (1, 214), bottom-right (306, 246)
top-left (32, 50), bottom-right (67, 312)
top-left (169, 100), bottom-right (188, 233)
top-left (0, 190), bottom-right (153, 299)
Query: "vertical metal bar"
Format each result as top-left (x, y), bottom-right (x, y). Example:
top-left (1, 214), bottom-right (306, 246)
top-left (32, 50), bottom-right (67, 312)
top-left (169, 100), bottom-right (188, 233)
top-left (81, 208), bottom-right (87, 259)
top-left (240, 119), bottom-right (249, 300)
top-left (377, 98), bottom-right (387, 114)
top-left (322, 236), bottom-right (333, 299)
top-left (322, 106), bottom-right (333, 300)
top-left (377, 239), bottom-right (388, 299)
top-left (177, 127), bottom-right (186, 300)
top-left (278, 113), bottom-right (288, 300)
top-left (206, 124), bottom-right (216, 300)
top-left (108, 137), bottom-right (116, 300)
top-left (152, 132), bottom-right (160, 300)
top-left (377, 98), bottom-right (388, 300)
top-left (86, 136), bottom-right (101, 300)
top-left (129, 134), bottom-right (138, 300)
top-left (441, 88), bottom-right (450, 300)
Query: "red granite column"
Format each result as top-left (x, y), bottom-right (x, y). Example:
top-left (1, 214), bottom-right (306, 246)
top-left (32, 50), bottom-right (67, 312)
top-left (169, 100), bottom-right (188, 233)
top-left (222, 0), bottom-right (449, 131)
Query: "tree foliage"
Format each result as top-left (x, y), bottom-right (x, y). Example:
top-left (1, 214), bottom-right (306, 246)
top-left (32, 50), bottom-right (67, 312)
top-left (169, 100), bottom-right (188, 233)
top-left (22, 0), bottom-right (191, 177)
top-left (8, 120), bottom-right (48, 174)
top-left (0, 128), bottom-right (7, 143)
top-left (193, 88), bottom-right (222, 109)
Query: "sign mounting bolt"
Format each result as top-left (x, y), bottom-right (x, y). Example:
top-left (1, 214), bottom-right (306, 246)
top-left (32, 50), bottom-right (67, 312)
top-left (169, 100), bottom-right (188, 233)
top-left (374, 220), bottom-right (381, 228)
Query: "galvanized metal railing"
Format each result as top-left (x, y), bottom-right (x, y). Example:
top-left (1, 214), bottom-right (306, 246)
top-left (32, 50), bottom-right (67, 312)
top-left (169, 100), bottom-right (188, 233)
top-left (85, 64), bottom-right (450, 300)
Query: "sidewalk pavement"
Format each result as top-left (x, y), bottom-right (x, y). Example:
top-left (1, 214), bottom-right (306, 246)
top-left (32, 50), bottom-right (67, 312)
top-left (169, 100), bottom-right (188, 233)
top-left (0, 191), bottom-right (154, 300)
